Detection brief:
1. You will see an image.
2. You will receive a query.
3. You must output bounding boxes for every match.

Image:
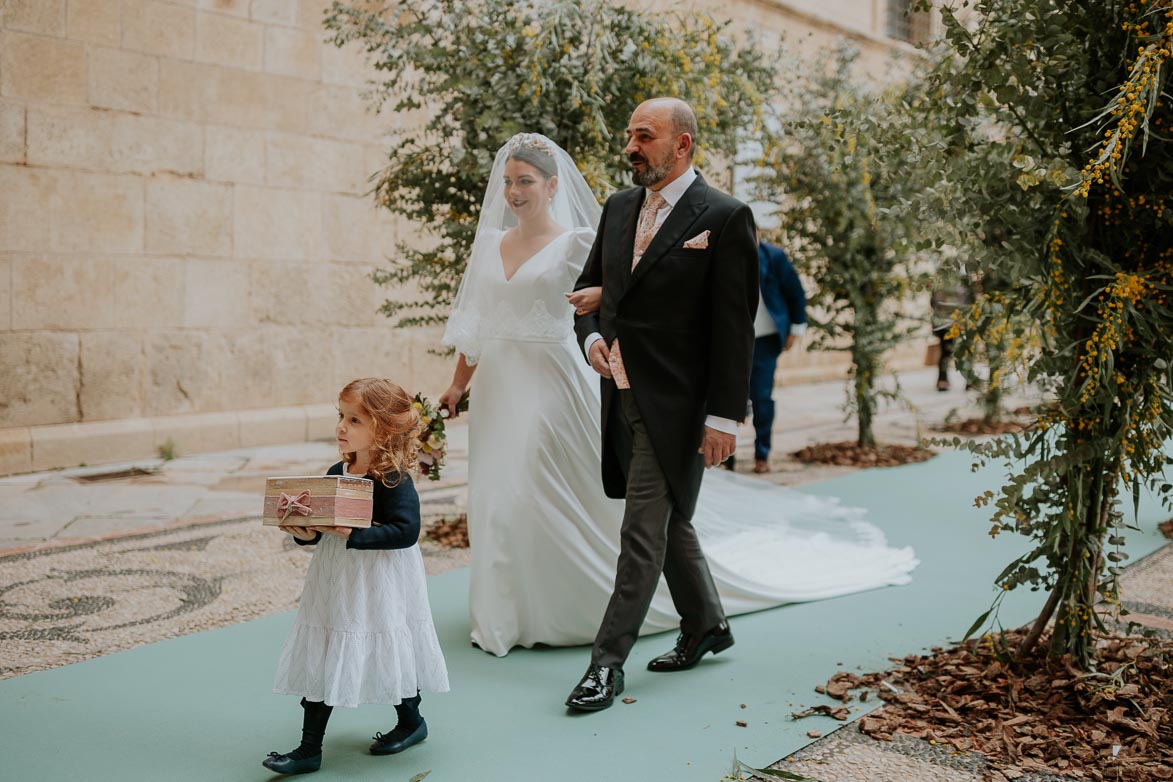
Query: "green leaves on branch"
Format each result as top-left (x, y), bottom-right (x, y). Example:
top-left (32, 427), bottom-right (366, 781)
top-left (925, 0), bottom-right (1173, 667)
top-left (325, 0), bottom-right (773, 326)
top-left (751, 43), bottom-right (940, 448)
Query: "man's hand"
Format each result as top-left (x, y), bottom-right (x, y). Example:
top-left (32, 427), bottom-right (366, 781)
top-left (699, 426), bottom-right (736, 468)
top-left (784, 333), bottom-right (798, 352)
top-left (588, 339), bottom-right (613, 379)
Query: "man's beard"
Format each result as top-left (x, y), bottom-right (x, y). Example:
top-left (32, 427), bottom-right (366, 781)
top-left (630, 154), bottom-right (673, 187)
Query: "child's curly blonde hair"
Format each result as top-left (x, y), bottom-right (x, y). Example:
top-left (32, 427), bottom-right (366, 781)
top-left (339, 378), bottom-right (423, 488)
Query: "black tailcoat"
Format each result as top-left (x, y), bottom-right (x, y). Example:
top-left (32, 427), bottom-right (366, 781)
top-left (573, 174), bottom-right (758, 518)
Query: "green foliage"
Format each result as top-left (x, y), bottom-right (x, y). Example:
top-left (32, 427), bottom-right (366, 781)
top-left (944, 268), bottom-right (1019, 424)
top-left (923, 0), bottom-right (1173, 667)
top-left (753, 44), bottom-right (940, 447)
top-left (157, 438), bottom-right (177, 462)
top-left (325, 0), bottom-right (774, 326)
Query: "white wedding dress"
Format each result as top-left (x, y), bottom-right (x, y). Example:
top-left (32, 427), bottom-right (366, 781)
top-left (455, 227), bottom-right (919, 656)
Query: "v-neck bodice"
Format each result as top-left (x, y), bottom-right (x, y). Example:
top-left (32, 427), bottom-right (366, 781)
top-left (443, 226), bottom-right (596, 364)
top-left (478, 227), bottom-right (594, 345)
top-left (499, 230), bottom-right (570, 283)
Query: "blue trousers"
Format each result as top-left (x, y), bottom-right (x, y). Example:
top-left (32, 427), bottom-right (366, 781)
top-left (749, 334), bottom-right (784, 461)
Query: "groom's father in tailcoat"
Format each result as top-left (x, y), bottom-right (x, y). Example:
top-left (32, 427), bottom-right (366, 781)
top-left (566, 98), bottom-right (759, 711)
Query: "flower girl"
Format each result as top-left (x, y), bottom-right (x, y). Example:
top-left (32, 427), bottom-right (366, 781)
top-left (264, 378), bottom-right (449, 775)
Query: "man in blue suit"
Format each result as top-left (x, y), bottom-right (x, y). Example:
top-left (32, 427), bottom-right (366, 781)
top-left (734, 232), bottom-right (807, 473)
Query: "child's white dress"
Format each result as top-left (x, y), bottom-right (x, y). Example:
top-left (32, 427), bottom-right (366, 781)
top-left (273, 466), bottom-right (450, 708)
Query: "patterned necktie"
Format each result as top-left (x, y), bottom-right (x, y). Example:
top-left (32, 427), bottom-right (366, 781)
top-left (632, 190), bottom-right (668, 267)
top-left (609, 190), bottom-right (669, 389)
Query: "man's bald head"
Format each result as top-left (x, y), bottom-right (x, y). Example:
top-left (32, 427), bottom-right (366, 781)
top-left (625, 98), bottom-right (699, 187)
top-left (636, 98), bottom-right (699, 159)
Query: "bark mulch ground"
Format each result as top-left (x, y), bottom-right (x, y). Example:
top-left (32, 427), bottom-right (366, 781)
top-left (935, 418), bottom-right (1029, 436)
top-left (425, 514), bottom-right (469, 548)
top-left (792, 441), bottom-right (936, 468)
top-left (799, 630), bottom-right (1173, 781)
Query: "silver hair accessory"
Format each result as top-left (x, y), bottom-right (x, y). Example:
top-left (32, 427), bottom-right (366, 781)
top-left (507, 133), bottom-right (554, 156)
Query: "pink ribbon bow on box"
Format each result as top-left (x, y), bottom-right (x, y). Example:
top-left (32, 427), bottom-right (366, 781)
top-left (276, 490), bottom-right (313, 522)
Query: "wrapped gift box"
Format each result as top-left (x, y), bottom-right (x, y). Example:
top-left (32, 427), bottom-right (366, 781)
top-left (262, 475), bottom-right (373, 528)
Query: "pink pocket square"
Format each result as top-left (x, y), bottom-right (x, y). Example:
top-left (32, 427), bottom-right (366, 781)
top-left (682, 230), bottom-right (710, 249)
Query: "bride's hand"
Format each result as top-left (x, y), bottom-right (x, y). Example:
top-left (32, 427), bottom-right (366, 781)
top-left (438, 384), bottom-right (466, 419)
top-left (565, 286), bottom-right (602, 316)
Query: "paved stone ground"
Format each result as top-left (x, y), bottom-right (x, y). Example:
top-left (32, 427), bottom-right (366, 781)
top-left (768, 722), bottom-right (1076, 782)
top-left (0, 511), bottom-right (472, 680)
top-left (3, 368), bottom-right (1169, 781)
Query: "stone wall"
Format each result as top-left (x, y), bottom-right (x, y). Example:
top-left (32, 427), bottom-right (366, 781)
top-left (0, 0), bottom-right (930, 475)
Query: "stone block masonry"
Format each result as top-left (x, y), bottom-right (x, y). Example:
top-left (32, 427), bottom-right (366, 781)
top-left (0, 0), bottom-right (423, 474)
top-left (0, 0), bottom-right (925, 474)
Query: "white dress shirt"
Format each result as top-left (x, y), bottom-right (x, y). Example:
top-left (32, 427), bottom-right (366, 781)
top-left (753, 292), bottom-right (778, 338)
top-left (754, 293), bottom-right (807, 340)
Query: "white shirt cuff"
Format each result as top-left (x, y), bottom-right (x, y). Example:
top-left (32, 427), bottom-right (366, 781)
top-left (789, 322), bottom-right (807, 337)
top-left (704, 415), bottom-right (740, 435)
top-left (584, 333), bottom-right (604, 355)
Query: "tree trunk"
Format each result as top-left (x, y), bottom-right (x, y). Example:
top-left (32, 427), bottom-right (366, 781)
top-left (1018, 582), bottom-right (1062, 657)
top-left (856, 371), bottom-right (875, 448)
top-left (981, 389), bottom-right (1003, 423)
top-left (1048, 458), bottom-right (1117, 667)
top-left (853, 295), bottom-right (878, 448)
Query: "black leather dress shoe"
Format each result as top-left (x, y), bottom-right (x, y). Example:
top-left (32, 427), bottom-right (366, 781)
top-left (369, 719), bottom-right (427, 755)
top-left (565, 664), bottom-right (624, 711)
top-left (262, 751), bottom-right (321, 775)
top-left (647, 621), bottom-right (734, 672)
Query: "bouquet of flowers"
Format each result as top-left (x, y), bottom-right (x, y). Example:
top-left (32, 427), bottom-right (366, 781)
top-left (413, 392), bottom-right (468, 481)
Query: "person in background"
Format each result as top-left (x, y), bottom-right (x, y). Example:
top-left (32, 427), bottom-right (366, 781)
top-left (930, 281), bottom-right (974, 392)
top-left (731, 230), bottom-right (807, 474)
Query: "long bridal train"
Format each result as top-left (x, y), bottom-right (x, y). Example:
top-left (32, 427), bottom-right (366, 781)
top-left (461, 269), bottom-right (919, 655)
top-left (468, 387), bottom-right (919, 658)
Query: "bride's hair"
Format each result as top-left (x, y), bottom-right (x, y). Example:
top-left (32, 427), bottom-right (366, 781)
top-left (506, 134), bottom-right (557, 179)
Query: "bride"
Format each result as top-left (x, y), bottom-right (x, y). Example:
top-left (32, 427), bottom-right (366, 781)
top-left (438, 133), bottom-right (918, 657)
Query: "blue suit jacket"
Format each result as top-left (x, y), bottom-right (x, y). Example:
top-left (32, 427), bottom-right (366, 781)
top-left (758, 242), bottom-right (807, 339)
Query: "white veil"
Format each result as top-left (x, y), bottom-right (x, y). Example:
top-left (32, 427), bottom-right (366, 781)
top-left (442, 133), bottom-right (602, 364)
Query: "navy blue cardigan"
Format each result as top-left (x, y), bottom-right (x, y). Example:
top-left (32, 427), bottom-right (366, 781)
top-left (293, 461), bottom-right (421, 550)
